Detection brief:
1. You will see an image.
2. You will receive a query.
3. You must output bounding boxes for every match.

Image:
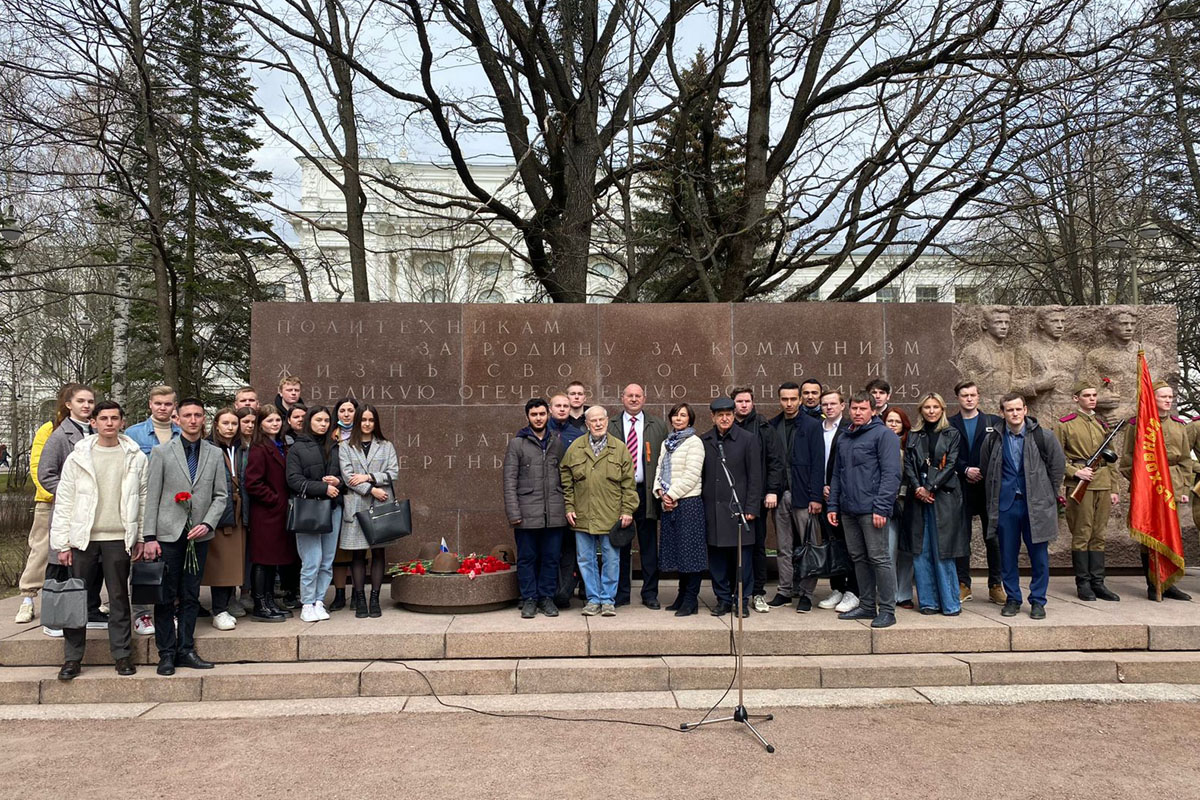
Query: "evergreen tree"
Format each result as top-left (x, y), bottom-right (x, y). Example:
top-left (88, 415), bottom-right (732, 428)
top-left (157, 0), bottom-right (275, 399)
top-left (631, 50), bottom-right (768, 301)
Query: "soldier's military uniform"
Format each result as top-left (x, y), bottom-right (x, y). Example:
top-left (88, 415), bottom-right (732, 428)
top-left (1190, 416), bottom-right (1200, 536)
top-left (1121, 407), bottom-right (1198, 600)
top-left (1055, 410), bottom-right (1120, 600)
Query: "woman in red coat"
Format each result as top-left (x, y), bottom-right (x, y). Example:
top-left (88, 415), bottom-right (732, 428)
top-left (244, 405), bottom-right (297, 622)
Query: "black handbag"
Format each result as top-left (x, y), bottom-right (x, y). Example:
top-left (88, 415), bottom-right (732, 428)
top-left (356, 483), bottom-right (412, 546)
top-left (287, 494), bottom-right (333, 535)
top-left (794, 514), bottom-right (851, 581)
top-left (131, 559), bottom-right (167, 605)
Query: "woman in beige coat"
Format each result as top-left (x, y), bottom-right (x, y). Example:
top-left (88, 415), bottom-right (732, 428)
top-left (653, 403), bottom-right (707, 616)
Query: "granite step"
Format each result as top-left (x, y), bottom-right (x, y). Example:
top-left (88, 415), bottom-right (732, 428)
top-left (5, 650), bottom-right (1200, 706)
top-left (1, 574), bottom-right (1197, 667)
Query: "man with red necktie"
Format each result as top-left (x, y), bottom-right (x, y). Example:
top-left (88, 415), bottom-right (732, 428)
top-left (609, 384), bottom-right (668, 608)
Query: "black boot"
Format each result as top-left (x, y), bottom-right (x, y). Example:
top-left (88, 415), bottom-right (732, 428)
top-left (330, 588), bottom-right (346, 611)
top-left (262, 566), bottom-right (293, 618)
top-left (250, 566), bottom-right (286, 622)
top-left (1088, 551), bottom-right (1120, 601)
top-left (353, 590), bottom-right (368, 618)
top-left (369, 589), bottom-right (382, 618)
top-left (1072, 551), bottom-right (1096, 601)
top-left (1163, 584), bottom-right (1193, 601)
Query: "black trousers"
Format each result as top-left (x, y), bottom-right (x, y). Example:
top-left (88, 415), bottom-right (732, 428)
top-left (956, 498), bottom-right (1000, 589)
top-left (709, 544), bottom-right (753, 606)
top-left (616, 482), bottom-right (659, 604)
top-left (554, 531), bottom-right (583, 605)
top-left (154, 537), bottom-right (209, 658)
top-left (751, 514), bottom-right (768, 596)
top-left (64, 540), bottom-right (132, 663)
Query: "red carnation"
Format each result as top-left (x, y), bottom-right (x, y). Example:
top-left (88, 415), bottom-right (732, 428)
top-left (174, 491), bottom-right (192, 504)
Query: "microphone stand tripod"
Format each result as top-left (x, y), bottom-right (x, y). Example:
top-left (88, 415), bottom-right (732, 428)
top-left (681, 447), bottom-right (774, 752)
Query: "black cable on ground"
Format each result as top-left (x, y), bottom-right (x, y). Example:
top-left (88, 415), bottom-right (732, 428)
top-left (384, 598), bottom-right (741, 734)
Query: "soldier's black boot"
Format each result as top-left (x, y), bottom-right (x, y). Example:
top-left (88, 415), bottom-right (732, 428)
top-left (1089, 551), bottom-right (1120, 601)
top-left (1072, 551), bottom-right (1096, 601)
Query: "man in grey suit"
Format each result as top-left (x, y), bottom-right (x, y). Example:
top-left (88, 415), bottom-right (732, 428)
top-left (141, 398), bottom-right (228, 675)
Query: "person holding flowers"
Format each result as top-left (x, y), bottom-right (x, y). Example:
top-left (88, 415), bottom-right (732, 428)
top-left (141, 398), bottom-right (228, 675)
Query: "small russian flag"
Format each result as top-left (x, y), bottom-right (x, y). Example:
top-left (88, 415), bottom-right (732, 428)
top-left (439, 537), bottom-right (449, 553)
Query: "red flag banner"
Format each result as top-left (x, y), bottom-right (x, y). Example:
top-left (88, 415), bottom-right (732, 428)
top-left (1127, 350), bottom-right (1186, 592)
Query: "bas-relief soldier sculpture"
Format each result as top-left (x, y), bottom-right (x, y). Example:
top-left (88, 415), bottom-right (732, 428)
top-left (957, 306), bottom-right (1016, 411)
top-left (1016, 306), bottom-right (1082, 421)
top-left (1083, 309), bottom-right (1176, 425)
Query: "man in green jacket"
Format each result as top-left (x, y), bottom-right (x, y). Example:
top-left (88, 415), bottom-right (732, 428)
top-left (561, 407), bottom-right (638, 617)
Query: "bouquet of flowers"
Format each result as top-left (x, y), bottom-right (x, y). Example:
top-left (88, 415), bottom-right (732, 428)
top-left (175, 491), bottom-right (200, 573)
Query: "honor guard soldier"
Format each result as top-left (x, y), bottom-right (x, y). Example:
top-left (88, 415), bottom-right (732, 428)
top-left (1054, 381), bottom-right (1120, 601)
top-left (1121, 381), bottom-right (1198, 600)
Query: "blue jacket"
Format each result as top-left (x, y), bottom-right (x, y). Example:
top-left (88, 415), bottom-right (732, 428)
top-left (549, 417), bottom-right (584, 449)
top-left (785, 413), bottom-right (825, 506)
top-left (827, 416), bottom-right (902, 518)
top-left (125, 417), bottom-right (181, 456)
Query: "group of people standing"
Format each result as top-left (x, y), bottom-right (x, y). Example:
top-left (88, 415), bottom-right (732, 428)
top-left (13, 367), bottom-right (1192, 679)
top-left (12, 377), bottom-right (401, 681)
top-left (504, 373), bottom-right (1184, 629)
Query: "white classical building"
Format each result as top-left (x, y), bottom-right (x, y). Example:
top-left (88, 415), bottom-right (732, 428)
top-left (280, 157), bottom-right (978, 305)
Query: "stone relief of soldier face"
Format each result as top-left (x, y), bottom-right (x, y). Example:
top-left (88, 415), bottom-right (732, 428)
top-left (1109, 312), bottom-right (1136, 344)
top-left (983, 310), bottom-right (1011, 341)
top-left (1037, 309), bottom-right (1066, 340)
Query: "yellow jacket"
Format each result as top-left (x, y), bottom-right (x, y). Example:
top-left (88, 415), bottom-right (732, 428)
top-left (30, 420), bottom-right (53, 503)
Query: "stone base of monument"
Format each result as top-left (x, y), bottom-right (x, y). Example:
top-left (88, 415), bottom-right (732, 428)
top-left (390, 570), bottom-right (520, 614)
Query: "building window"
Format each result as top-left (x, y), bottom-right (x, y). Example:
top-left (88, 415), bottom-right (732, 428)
top-left (477, 261), bottom-right (502, 279)
top-left (422, 260), bottom-right (448, 278)
top-left (915, 285), bottom-right (940, 303)
top-left (476, 289), bottom-right (505, 303)
top-left (419, 288), bottom-right (449, 303)
top-left (591, 262), bottom-right (615, 279)
top-left (954, 286), bottom-right (980, 304)
top-left (875, 286), bottom-right (899, 303)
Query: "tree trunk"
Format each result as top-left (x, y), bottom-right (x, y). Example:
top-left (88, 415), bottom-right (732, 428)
top-left (325, 0), bottom-right (370, 302)
top-left (110, 262), bottom-right (132, 407)
top-left (130, 0), bottom-right (180, 388)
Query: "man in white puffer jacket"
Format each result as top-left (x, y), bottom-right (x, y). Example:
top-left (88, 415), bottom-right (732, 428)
top-left (49, 401), bottom-right (148, 681)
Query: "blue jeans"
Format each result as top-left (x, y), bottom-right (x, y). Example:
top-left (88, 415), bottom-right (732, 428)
top-left (514, 526), bottom-right (564, 601)
top-left (297, 507), bottom-right (341, 605)
top-left (887, 517), bottom-right (914, 604)
top-left (575, 531), bottom-right (618, 605)
top-left (998, 499), bottom-right (1049, 605)
top-left (912, 506), bottom-right (962, 614)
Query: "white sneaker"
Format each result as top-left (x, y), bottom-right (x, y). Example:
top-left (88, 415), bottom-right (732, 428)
top-left (314, 601), bottom-right (330, 621)
top-left (752, 595), bottom-right (769, 613)
top-left (819, 590), bottom-right (844, 610)
top-left (299, 603), bottom-right (319, 622)
top-left (834, 591), bottom-right (860, 614)
top-left (42, 626), bottom-right (63, 638)
top-left (14, 600), bottom-right (34, 624)
top-left (133, 614), bottom-right (155, 636)
top-left (212, 611), bottom-right (237, 631)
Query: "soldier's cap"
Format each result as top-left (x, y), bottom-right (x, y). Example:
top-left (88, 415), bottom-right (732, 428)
top-left (1071, 380), bottom-right (1097, 396)
top-left (1152, 380), bottom-right (1171, 392)
top-left (710, 397), bottom-right (736, 412)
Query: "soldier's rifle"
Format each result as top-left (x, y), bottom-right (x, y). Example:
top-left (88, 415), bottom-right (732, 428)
top-left (1068, 418), bottom-right (1127, 503)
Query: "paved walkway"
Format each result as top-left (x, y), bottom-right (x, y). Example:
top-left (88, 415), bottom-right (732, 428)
top-left (2, 701), bottom-right (1197, 796)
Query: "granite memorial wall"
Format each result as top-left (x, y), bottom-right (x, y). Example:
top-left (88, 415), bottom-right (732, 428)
top-left (251, 302), bottom-right (1185, 568)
